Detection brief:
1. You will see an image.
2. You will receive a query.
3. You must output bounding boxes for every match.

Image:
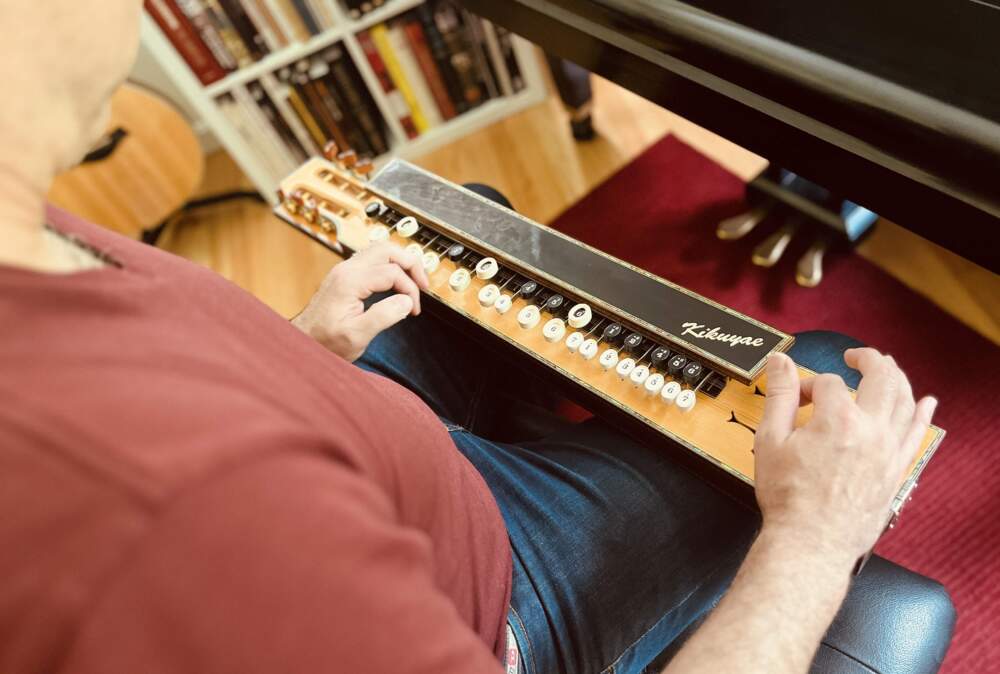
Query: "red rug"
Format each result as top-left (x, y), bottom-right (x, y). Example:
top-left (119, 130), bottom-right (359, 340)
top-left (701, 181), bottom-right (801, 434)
top-left (548, 135), bottom-right (999, 674)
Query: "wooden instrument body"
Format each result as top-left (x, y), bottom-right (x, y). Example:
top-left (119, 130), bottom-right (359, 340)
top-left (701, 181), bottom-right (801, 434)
top-left (275, 157), bottom-right (944, 516)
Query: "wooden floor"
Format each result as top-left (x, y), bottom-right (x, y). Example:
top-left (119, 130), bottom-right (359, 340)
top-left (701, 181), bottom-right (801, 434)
top-left (159, 75), bottom-right (1000, 345)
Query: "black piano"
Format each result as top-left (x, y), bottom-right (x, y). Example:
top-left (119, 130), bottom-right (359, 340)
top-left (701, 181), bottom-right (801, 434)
top-left (458, 0), bottom-right (1000, 272)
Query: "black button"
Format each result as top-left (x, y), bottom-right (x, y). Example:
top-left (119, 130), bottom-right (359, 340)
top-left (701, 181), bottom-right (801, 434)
top-left (650, 347), bottom-right (671, 367)
top-left (624, 332), bottom-right (644, 353)
top-left (364, 202), bottom-right (383, 218)
top-left (602, 323), bottom-right (623, 341)
top-left (682, 361), bottom-right (704, 385)
top-left (545, 294), bottom-right (565, 312)
top-left (668, 354), bottom-right (687, 377)
top-left (446, 244), bottom-right (465, 261)
top-left (519, 280), bottom-right (539, 298)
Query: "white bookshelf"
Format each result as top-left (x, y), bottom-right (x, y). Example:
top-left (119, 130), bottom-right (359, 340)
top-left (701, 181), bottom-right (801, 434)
top-left (140, 1), bottom-right (547, 204)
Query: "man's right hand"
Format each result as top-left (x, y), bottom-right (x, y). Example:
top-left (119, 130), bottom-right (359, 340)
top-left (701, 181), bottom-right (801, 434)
top-left (753, 349), bottom-right (937, 564)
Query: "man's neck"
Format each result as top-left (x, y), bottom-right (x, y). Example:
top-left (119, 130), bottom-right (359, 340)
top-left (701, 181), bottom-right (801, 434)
top-left (0, 161), bottom-right (97, 274)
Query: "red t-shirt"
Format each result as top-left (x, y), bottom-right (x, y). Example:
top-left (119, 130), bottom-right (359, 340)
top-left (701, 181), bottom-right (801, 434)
top-left (0, 207), bottom-right (512, 673)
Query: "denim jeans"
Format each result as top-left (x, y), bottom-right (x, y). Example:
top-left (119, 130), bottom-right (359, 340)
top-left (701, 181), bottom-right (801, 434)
top-left (358, 303), bottom-right (862, 674)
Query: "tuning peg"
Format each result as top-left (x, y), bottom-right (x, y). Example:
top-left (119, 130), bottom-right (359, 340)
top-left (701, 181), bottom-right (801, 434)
top-left (322, 140), bottom-right (339, 161)
top-left (337, 150), bottom-right (358, 168)
top-left (354, 158), bottom-right (374, 176)
top-left (795, 238), bottom-right (829, 287)
top-left (717, 203), bottom-right (771, 240)
top-left (752, 216), bottom-right (800, 267)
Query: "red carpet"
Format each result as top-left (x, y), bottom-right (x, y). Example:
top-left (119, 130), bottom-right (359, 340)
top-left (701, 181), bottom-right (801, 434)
top-left (548, 135), bottom-right (999, 674)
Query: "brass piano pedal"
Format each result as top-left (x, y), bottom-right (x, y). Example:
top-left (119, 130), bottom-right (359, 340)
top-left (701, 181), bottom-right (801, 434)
top-left (751, 218), bottom-right (800, 267)
top-left (717, 204), bottom-right (771, 240)
top-left (795, 239), bottom-right (828, 287)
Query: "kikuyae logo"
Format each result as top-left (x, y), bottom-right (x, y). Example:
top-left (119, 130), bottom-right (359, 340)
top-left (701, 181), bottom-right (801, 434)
top-left (681, 322), bottom-right (765, 348)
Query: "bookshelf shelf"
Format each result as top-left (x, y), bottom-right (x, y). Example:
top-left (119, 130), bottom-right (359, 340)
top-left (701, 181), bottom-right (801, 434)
top-left (141, 0), bottom-right (546, 204)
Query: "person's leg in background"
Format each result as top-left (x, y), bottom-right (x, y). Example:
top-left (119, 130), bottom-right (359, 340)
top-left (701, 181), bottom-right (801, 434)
top-left (545, 54), bottom-right (595, 141)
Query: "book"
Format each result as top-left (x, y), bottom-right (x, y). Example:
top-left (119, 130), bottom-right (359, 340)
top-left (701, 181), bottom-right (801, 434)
top-left (145, 0), bottom-right (227, 85)
top-left (369, 24), bottom-right (431, 134)
top-left (175, 0), bottom-right (237, 71)
top-left (241, 0), bottom-right (286, 51)
top-left (403, 19), bottom-right (456, 120)
top-left (294, 60), bottom-right (351, 151)
top-left (481, 20), bottom-right (512, 97)
top-left (204, 0), bottom-right (253, 66)
top-left (250, 82), bottom-right (307, 162)
top-left (356, 30), bottom-right (418, 139)
top-left (304, 0), bottom-right (336, 29)
top-left (432, 2), bottom-right (483, 108)
top-left (279, 68), bottom-right (329, 148)
top-left (495, 25), bottom-right (525, 92)
top-left (388, 22), bottom-right (442, 128)
top-left (259, 72), bottom-right (321, 154)
top-left (462, 11), bottom-right (499, 101)
top-left (216, 0), bottom-right (269, 59)
top-left (218, 93), bottom-right (282, 186)
top-left (416, 3), bottom-right (467, 114)
top-left (263, 0), bottom-right (309, 42)
top-left (309, 58), bottom-right (373, 156)
top-left (325, 46), bottom-right (389, 156)
top-left (231, 84), bottom-right (298, 174)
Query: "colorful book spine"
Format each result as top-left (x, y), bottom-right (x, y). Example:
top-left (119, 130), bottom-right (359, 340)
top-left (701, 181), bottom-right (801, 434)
top-left (204, 0), bottom-right (253, 66)
top-left (280, 68), bottom-right (328, 148)
top-left (304, 0), bottom-right (335, 29)
top-left (217, 0), bottom-right (268, 59)
top-left (462, 11), bottom-right (499, 100)
top-left (357, 31), bottom-right (418, 139)
top-left (145, 0), bottom-right (227, 85)
top-left (387, 23), bottom-right (442, 129)
top-left (495, 25), bottom-right (525, 92)
top-left (175, 0), bottom-right (237, 71)
top-left (287, 0), bottom-right (321, 35)
top-left (241, 0), bottom-right (286, 51)
top-left (481, 20), bottom-right (513, 97)
top-left (263, 0), bottom-right (308, 43)
top-left (249, 82), bottom-right (306, 163)
top-left (231, 84), bottom-right (297, 174)
top-left (416, 3), bottom-right (467, 114)
top-left (295, 61), bottom-right (351, 151)
top-left (403, 19), bottom-right (456, 120)
top-left (369, 24), bottom-right (431, 134)
top-left (259, 72), bottom-right (321, 154)
top-left (325, 47), bottom-right (389, 156)
top-left (432, 2), bottom-right (482, 108)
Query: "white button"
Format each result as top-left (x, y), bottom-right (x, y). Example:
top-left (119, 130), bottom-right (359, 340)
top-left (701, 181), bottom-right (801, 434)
top-left (565, 332), bottom-right (584, 352)
top-left (599, 349), bottom-right (619, 370)
top-left (494, 294), bottom-right (512, 315)
top-left (368, 225), bottom-right (390, 242)
top-left (676, 390), bottom-right (697, 412)
top-left (661, 381), bottom-right (681, 404)
top-left (475, 257), bottom-right (499, 280)
top-left (615, 358), bottom-right (636, 379)
top-left (517, 305), bottom-right (541, 329)
top-left (629, 365), bottom-right (650, 387)
top-left (579, 338), bottom-right (599, 360)
top-left (478, 284), bottom-right (500, 307)
top-left (567, 303), bottom-right (592, 328)
top-left (543, 318), bottom-right (566, 342)
top-left (644, 373), bottom-right (665, 396)
top-left (405, 243), bottom-right (424, 259)
top-left (396, 216), bottom-right (419, 238)
top-left (422, 252), bottom-right (440, 273)
top-left (448, 268), bottom-right (471, 291)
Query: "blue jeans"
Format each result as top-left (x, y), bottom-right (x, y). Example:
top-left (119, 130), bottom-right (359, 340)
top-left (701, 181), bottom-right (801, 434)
top-left (358, 308), bottom-right (862, 674)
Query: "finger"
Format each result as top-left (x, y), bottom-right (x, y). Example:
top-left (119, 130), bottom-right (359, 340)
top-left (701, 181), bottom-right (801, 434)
top-left (893, 396), bottom-right (938, 478)
top-left (351, 294), bottom-right (415, 345)
top-left (360, 264), bottom-right (421, 315)
top-left (358, 242), bottom-right (429, 291)
top-left (844, 347), bottom-right (897, 418)
top-left (801, 373), bottom-right (850, 408)
top-left (756, 353), bottom-right (801, 447)
top-left (887, 356), bottom-right (915, 440)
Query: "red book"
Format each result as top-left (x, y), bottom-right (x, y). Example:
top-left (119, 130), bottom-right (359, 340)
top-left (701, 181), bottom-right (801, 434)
top-left (356, 31), bottom-right (418, 139)
top-left (403, 20), bottom-right (457, 121)
top-left (145, 0), bottom-right (226, 86)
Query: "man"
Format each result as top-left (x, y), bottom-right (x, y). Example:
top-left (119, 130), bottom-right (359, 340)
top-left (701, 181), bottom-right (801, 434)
top-left (0, 2), bottom-right (937, 673)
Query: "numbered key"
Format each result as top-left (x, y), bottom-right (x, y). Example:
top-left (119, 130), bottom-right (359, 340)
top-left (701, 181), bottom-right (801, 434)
top-left (676, 389), bottom-right (697, 412)
top-left (543, 318), bottom-right (567, 342)
top-left (599, 348), bottom-right (619, 370)
top-left (615, 358), bottom-right (636, 380)
top-left (668, 355), bottom-right (688, 378)
top-left (396, 216), bottom-right (419, 238)
top-left (545, 294), bottom-right (565, 313)
top-left (629, 365), bottom-right (650, 387)
top-left (368, 225), bottom-right (390, 242)
top-left (661, 381), bottom-right (681, 404)
top-left (422, 252), bottom-right (440, 273)
top-left (475, 257), bottom-right (499, 280)
top-left (448, 268), bottom-right (471, 292)
top-left (478, 284), bottom-right (500, 308)
top-left (644, 373), bottom-right (665, 396)
top-left (517, 305), bottom-right (541, 330)
top-left (364, 200), bottom-right (386, 219)
top-left (567, 303), bottom-right (592, 328)
top-left (446, 243), bottom-right (466, 261)
top-left (579, 338), bottom-right (599, 360)
top-left (650, 346), bottom-right (671, 369)
top-left (518, 280), bottom-right (539, 298)
top-left (682, 361), bottom-right (704, 386)
top-left (624, 332), bottom-right (644, 353)
top-left (602, 322), bottom-right (623, 342)
top-left (494, 294), bottom-right (513, 315)
top-left (565, 331), bottom-right (584, 352)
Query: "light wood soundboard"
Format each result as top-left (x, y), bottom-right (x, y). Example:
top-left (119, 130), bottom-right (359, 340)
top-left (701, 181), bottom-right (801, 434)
top-left (275, 153), bottom-right (944, 521)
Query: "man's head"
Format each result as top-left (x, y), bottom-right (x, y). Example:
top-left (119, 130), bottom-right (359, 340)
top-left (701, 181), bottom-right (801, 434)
top-left (0, 0), bottom-right (144, 183)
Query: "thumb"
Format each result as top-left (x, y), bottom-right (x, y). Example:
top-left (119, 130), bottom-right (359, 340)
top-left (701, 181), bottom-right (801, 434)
top-left (351, 294), bottom-right (414, 343)
top-left (757, 352), bottom-right (801, 447)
